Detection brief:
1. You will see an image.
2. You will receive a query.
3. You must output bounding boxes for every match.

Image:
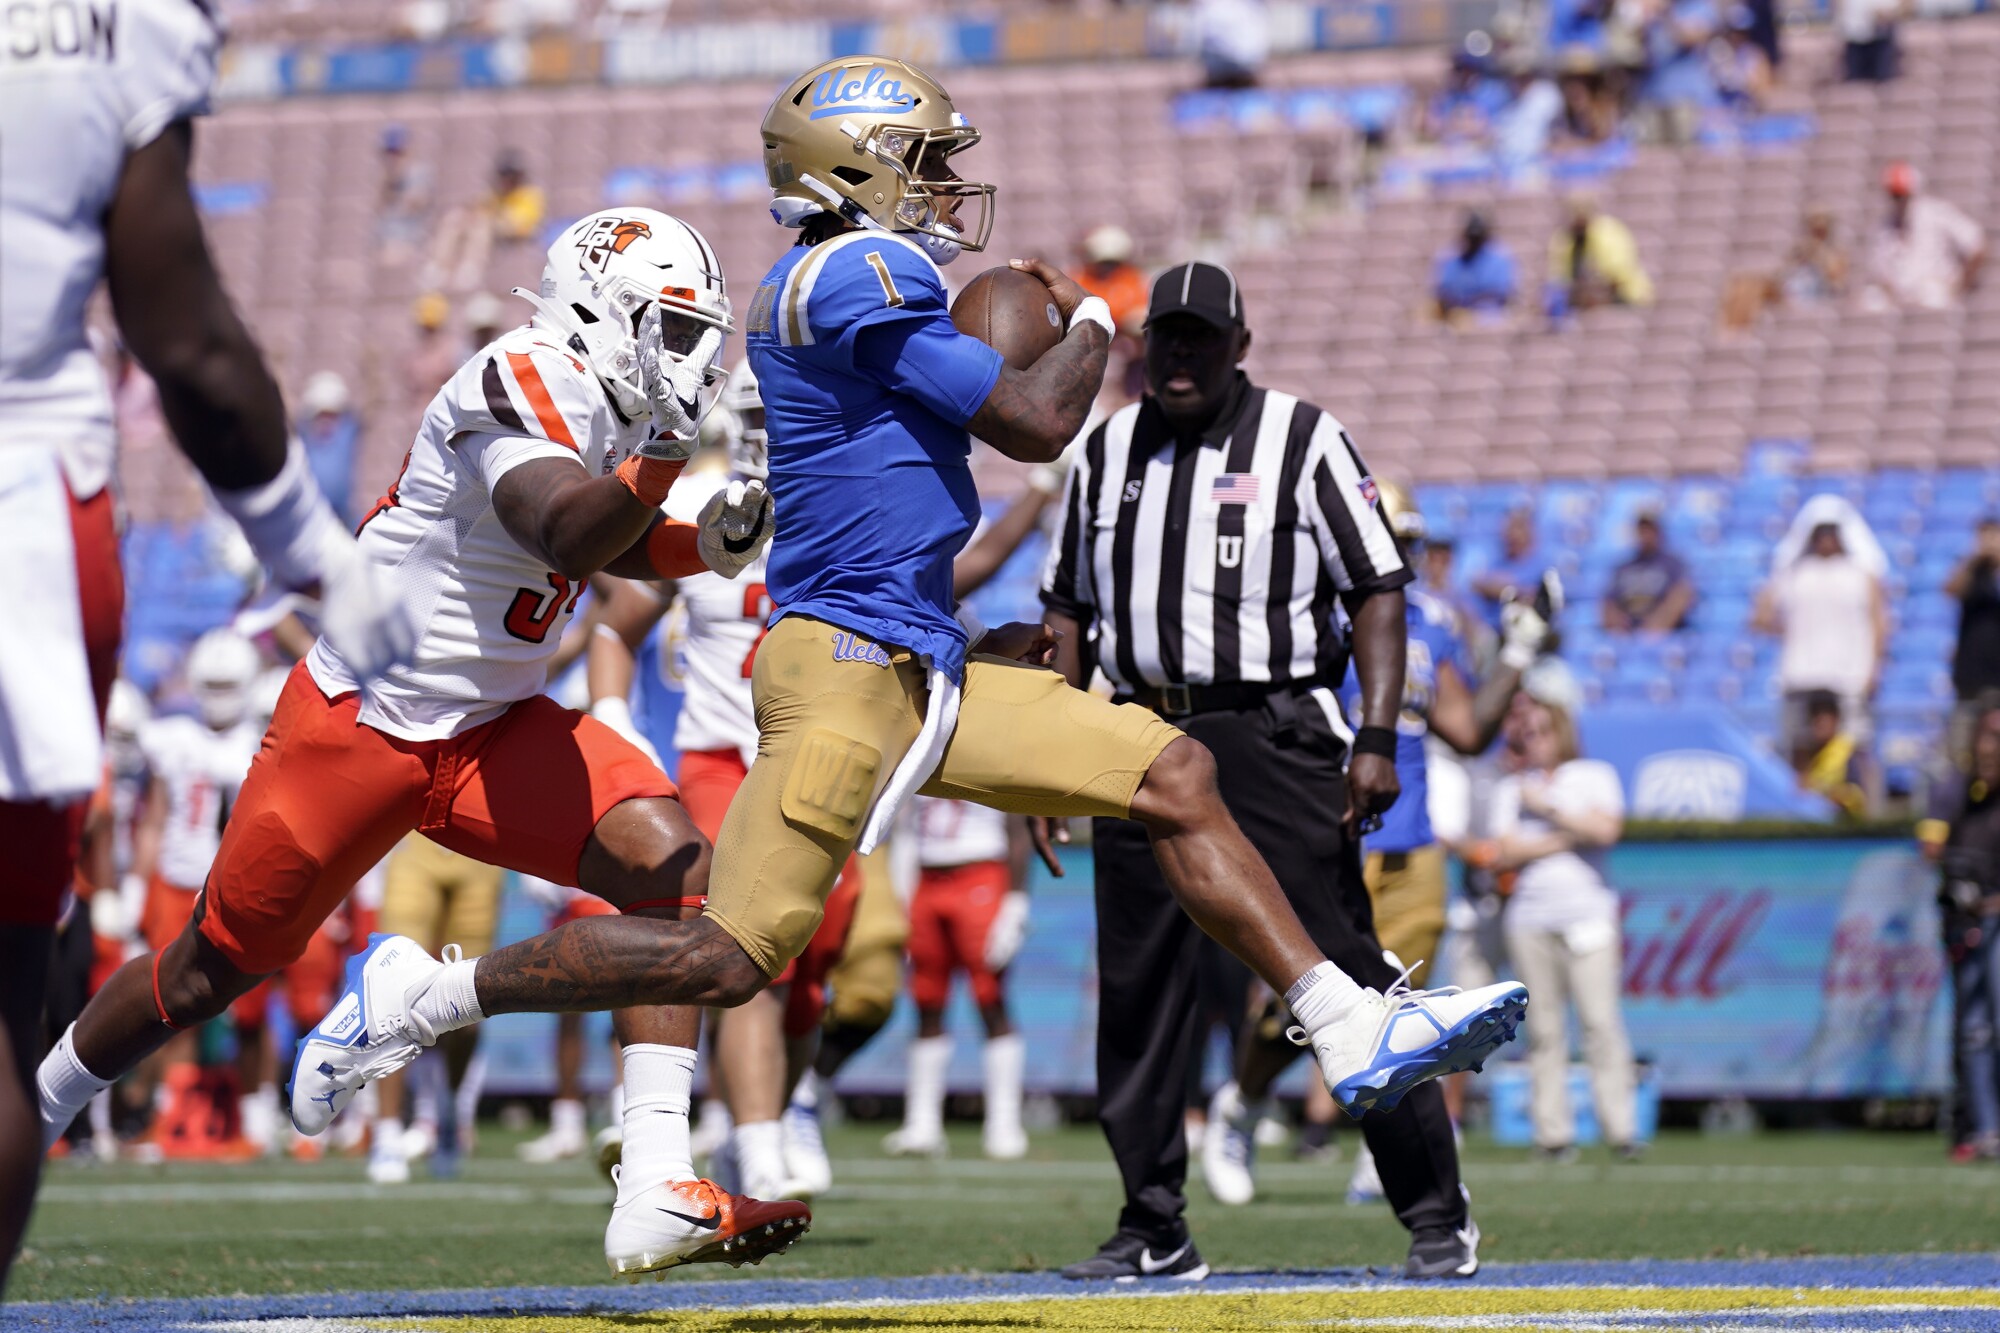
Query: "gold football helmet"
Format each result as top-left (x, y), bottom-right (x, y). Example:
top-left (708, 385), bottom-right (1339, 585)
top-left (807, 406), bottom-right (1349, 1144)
top-left (760, 56), bottom-right (995, 264)
top-left (1375, 478), bottom-right (1427, 543)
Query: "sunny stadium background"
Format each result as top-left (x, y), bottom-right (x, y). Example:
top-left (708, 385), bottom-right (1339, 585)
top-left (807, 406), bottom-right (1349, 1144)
top-left (10, 0), bottom-right (2000, 1329)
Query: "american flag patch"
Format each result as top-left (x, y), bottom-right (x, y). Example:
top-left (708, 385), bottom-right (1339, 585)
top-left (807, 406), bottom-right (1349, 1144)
top-left (1357, 475), bottom-right (1380, 505)
top-left (1210, 474), bottom-right (1261, 505)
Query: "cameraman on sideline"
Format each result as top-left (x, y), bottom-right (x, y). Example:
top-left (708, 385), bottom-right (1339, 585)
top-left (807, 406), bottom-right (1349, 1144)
top-left (1947, 518), bottom-right (2000, 771)
top-left (1926, 694), bottom-right (2000, 1160)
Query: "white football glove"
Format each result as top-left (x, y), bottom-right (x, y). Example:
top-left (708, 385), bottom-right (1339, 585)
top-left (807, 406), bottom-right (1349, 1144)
top-left (1499, 570), bottom-right (1564, 671)
top-left (637, 313), bottom-right (724, 459)
top-left (589, 695), bottom-right (662, 768)
top-left (315, 541), bottom-right (419, 681)
top-left (696, 478), bottom-right (774, 579)
top-left (983, 891), bottom-right (1031, 972)
top-left (91, 874), bottom-right (142, 944)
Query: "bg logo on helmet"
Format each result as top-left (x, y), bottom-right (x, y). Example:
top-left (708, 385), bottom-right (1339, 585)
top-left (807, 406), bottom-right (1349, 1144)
top-left (576, 217), bottom-right (653, 270)
top-left (809, 66), bottom-right (916, 120)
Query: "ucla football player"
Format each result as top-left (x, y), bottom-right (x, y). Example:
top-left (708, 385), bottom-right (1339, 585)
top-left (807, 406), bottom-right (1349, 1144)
top-left (265, 56), bottom-right (1528, 1280)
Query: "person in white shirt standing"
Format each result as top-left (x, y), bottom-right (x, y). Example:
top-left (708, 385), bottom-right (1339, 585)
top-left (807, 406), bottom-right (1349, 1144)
top-left (1486, 698), bottom-right (1637, 1161)
top-left (1, 0), bottom-right (412, 1290)
top-left (884, 797), bottom-right (1032, 1161)
top-left (1754, 496), bottom-right (1889, 757)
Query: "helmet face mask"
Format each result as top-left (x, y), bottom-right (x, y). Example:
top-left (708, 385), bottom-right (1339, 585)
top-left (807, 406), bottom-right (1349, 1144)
top-left (763, 58), bottom-right (996, 265)
top-left (719, 361), bottom-right (768, 480)
top-left (185, 629), bottom-right (260, 732)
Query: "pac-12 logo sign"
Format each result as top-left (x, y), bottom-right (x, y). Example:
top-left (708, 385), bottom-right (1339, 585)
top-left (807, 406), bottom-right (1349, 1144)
top-left (576, 217), bottom-right (652, 270)
top-left (809, 66), bottom-right (917, 121)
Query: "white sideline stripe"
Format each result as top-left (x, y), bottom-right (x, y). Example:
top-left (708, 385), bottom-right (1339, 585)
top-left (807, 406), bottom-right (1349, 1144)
top-left (201, 1322), bottom-right (423, 1333)
top-left (38, 1183), bottom-right (617, 1205)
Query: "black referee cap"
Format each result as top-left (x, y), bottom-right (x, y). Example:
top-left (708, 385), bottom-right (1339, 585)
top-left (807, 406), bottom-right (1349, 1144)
top-left (1145, 261), bottom-right (1244, 330)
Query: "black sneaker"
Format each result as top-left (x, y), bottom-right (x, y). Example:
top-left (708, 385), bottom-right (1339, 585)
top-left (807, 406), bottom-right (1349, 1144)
top-left (1405, 1218), bottom-right (1480, 1279)
top-left (1061, 1229), bottom-right (1210, 1281)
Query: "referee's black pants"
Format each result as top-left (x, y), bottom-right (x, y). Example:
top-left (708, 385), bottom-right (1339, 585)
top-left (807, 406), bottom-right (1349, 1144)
top-left (1091, 694), bottom-right (1466, 1243)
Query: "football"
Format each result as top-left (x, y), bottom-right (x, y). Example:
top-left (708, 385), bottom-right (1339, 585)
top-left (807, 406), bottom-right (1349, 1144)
top-left (950, 266), bottom-right (1065, 370)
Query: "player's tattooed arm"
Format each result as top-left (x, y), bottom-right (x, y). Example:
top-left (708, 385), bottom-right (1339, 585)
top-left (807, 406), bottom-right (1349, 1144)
top-left (471, 915), bottom-right (767, 1013)
top-left (492, 457), bottom-right (663, 580)
top-left (966, 257), bottom-right (1109, 463)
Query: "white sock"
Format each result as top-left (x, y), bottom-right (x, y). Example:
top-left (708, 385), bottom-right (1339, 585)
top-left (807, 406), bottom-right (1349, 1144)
top-left (411, 957), bottom-right (484, 1034)
top-left (618, 1044), bottom-right (697, 1202)
top-left (982, 1034), bottom-right (1024, 1138)
top-left (550, 1097), bottom-right (586, 1139)
top-left (87, 1088), bottom-right (113, 1144)
top-left (453, 1049), bottom-right (487, 1130)
top-left (38, 1026), bottom-right (111, 1150)
top-left (241, 1084), bottom-right (279, 1150)
top-left (789, 1069), bottom-right (820, 1112)
top-left (372, 1116), bottom-right (403, 1160)
top-left (1286, 961), bottom-right (1368, 1039)
top-left (902, 1035), bottom-right (952, 1141)
top-left (609, 1082), bottom-right (625, 1125)
top-left (734, 1119), bottom-right (785, 1196)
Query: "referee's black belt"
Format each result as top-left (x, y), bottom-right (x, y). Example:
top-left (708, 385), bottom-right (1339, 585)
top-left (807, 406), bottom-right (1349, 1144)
top-left (1116, 678), bottom-right (1330, 719)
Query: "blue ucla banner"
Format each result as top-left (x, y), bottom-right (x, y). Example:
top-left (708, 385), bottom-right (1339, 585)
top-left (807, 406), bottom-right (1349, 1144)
top-left (1582, 705), bottom-right (1837, 823)
top-left (478, 836), bottom-right (1945, 1103)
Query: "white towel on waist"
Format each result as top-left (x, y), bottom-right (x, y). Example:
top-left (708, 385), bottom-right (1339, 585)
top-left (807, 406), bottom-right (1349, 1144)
top-left (857, 664), bottom-right (960, 856)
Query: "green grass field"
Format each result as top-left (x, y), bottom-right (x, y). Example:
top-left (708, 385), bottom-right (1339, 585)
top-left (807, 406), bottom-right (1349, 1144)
top-left (16, 1123), bottom-right (2000, 1304)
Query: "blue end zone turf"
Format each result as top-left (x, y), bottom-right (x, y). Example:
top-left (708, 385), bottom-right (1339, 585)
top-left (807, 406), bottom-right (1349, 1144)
top-left (12, 1254), bottom-right (2000, 1331)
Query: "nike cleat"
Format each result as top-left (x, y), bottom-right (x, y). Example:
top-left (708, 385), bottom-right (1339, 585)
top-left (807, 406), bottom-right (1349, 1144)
top-left (1406, 1217), bottom-right (1481, 1278)
top-left (604, 1173), bottom-right (810, 1278)
top-left (1061, 1229), bottom-right (1209, 1282)
top-left (881, 1125), bottom-right (947, 1159)
top-left (1304, 975), bottom-right (1527, 1117)
top-left (781, 1102), bottom-right (834, 1198)
top-left (1345, 1142), bottom-right (1385, 1205)
top-left (1200, 1083), bottom-right (1258, 1206)
top-left (287, 935), bottom-right (455, 1136)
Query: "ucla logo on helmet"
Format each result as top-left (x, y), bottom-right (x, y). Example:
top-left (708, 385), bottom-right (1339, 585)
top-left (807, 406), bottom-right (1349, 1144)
top-left (809, 65), bottom-right (916, 121)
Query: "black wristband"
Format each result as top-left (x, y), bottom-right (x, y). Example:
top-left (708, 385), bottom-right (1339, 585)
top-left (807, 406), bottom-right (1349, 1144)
top-left (1353, 726), bottom-right (1397, 760)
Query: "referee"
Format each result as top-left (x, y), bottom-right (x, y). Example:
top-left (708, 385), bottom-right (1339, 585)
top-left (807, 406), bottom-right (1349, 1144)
top-left (1042, 263), bottom-right (1479, 1281)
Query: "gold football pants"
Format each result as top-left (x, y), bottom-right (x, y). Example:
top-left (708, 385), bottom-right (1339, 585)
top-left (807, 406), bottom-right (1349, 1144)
top-left (705, 615), bottom-right (1179, 976)
top-left (1362, 844), bottom-right (1448, 988)
top-left (379, 832), bottom-right (505, 959)
top-left (824, 845), bottom-right (904, 1029)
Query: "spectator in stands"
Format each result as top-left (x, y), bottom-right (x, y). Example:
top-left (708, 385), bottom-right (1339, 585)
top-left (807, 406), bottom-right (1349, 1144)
top-left (1494, 60), bottom-right (1567, 173)
top-left (1637, 0), bottom-right (1722, 144)
top-left (1839, 0), bottom-right (1906, 82)
top-left (464, 291), bottom-right (508, 354)
top-left (1197, 0), bottom-right (1268, 88)
top-left (1556, 56), bottom-right (1620, 146)
top-left (1486, 697), bottom-right (1640, 1162)
top-left (1424, 47), bottom-right (1512, 143)
top-left (1934, 696), bottom-right (2000, 1159)
top-left (1863, 163), bottom-right (1987, 313)
top-left (1432, 211), bottom-right (1518, 325)
top-left (1782, 207), bottom-right (1851, 304)
top-left (1948, 518), bottom-right (2000, 770)
top-left (430, 150), bottom-right (547, 295)
top-left (1076, 225), bottom-right (1149, 338)
top-left (1549, 192), bottom-right (1655, 314)
top-left (375, 124), bottom-right (433, 269)
top-left (296, 372), bottom-right (359, 527)
top-left (1790, 690), bottom-right (1877, 817)
top-left (1712, 6), bottom-right (1775, 111)
top-left (1754, 496), bottom-right (1889, 757)
top-left (1472, 507), bottom-right (1547, 628)
top-left (405, 293), bottom-right (458, 427)
top-left (1602, 512), bottom-right (1695, 633)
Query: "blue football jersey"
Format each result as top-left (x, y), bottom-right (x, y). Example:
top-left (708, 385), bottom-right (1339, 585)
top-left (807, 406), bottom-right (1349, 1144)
top-left (1339, 587), bottom-right (1469, 853)
top-left (744, 230), bottom-right (1004, 681)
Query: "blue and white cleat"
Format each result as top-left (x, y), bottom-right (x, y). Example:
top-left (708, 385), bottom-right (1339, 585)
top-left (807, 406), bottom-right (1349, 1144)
top-left (1303, 976), bottom-right (1528, 1117)
top-left (287, 934), bottom-right (455, 1136)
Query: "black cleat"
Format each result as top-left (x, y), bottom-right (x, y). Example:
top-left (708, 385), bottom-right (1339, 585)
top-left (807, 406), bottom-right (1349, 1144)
top-left (1061, 1229), bottom-right (1210, 1282)
top-left (1405, 1218), bottom-right (1480, 1279)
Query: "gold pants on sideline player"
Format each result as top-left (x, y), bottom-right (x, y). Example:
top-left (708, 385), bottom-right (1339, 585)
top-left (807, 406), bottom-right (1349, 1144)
top-left (704, 615), bottom-right (1177, 977)
top-left (379, 833), bottom-right (505, 960)
top-left (824, 846), bottom-right (904, 1029)
top-left (1363, 844), bottom-right (1448, 989)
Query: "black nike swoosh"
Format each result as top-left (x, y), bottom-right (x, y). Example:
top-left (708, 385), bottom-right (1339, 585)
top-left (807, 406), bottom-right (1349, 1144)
top-left (723, 506), bottom-right (768, 555)
top-left (655, 1206), bottom-right (722, 1231)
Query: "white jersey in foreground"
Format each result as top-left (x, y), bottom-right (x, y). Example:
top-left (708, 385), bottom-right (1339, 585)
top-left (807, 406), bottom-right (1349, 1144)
top-left (308, 323), bottom-right (656, 741)
top-left (0, 0), bottom-right (218, 497)
top-left (912, 796), bottom-right (1010, 869)
top-left (669, 471), bottom-right (769, 765)
top-left (139, 714), bottom-right (260, 891)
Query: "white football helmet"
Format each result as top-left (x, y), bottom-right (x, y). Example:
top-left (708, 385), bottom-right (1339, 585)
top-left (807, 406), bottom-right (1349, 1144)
top-left (719, 361), bottom-right (767, 480)
top-left (105, 679), bottom-right (152, 775)
top-left (250, 667), bottom-right (290, 728)
top-left (186, 628), bottom-right (260, 731)
top-left (512, 208), bottom-right (734, 421)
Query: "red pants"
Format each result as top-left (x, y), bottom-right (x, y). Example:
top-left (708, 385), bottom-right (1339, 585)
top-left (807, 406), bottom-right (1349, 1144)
top-left (198, 663), bottom-right (674, 974)
top-left (231, 923), bottom-right (344, 1030)
top-left (0, 483), bottom-right (123, 926)
top-left (679, 747), bottom-right (858, 1037)
top-left (907, 861), bottom-right (1011, 1011)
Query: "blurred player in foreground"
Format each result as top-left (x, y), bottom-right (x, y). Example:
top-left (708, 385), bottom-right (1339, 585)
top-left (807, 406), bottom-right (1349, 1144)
top-left (38, 206), bottom-right (784, 1278)
top-left (3, 0), bottom-right (413, 1291)
top-left (275, 54), bottom-right (1525, 1281)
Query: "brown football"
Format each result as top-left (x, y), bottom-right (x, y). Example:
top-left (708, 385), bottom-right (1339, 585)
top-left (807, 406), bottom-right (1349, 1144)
top-left (951, 266), bottom-right (1065, 371)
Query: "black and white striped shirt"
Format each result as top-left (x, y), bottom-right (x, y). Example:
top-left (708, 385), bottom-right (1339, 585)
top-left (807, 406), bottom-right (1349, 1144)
top-left (1040, 375), bottom-right (1410, 695)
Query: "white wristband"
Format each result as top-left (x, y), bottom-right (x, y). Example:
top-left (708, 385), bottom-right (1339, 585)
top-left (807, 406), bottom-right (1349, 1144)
top-left (1067, 295), bottom-right (1115, 340)
top-left (954, 603), bottom-right (988, 649)
top-left (211, 441), bottom-right (352, 592)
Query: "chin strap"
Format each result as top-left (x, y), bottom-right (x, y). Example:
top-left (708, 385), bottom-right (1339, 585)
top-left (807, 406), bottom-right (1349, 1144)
top-left (790, 176), bottom-right (962, 265)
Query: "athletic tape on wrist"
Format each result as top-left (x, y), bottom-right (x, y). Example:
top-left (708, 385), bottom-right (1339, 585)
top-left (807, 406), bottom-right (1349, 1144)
top-left (1067, 295), bottom-right (1115, 340)
top-left (615, 454), bottom-right (685, 510)
top-left (1352, 725), bottom-right (1398, 760)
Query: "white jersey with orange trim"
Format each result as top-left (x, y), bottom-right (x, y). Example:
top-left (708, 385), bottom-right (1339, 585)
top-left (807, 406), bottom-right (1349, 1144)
top-left (306, 322), bottom-right (658, 741)
top-left (140, 714), bottom-right (259, 891)
top-left (669, 471), bottom-right (770, 766)
top-left (912, 796), bottom-right (1010, 869)
top-left (0, 0), bottom-right (219, 498)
